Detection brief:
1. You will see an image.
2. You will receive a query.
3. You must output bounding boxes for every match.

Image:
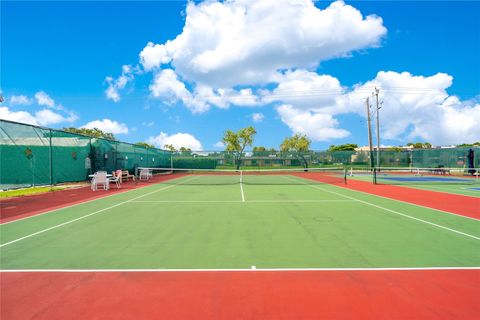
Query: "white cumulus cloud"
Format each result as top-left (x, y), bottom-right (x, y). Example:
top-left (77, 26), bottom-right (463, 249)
top-left (264, 70), bottom-right (345, 112)
top-left (35, 109), bottom-right (68, 126)
top-left (0, 106), bottom-right (76, 126)
top-left (277, 104), bottom-right (350, 141)
top-left (149, 69), bottom-right (262, 113)
top-left (140, 42), bottom-right (171, 71)
top-left (140, 0), bottom-right (386, 88)
top-left (266, 70), bottom-right (349, 141)
top-left (213, 141), bottom-right (225, 148)
top-left (137, 0), bottom-right (386, 114)
top-left (105, 65), bottom-right (135, 102)
top-left (82, 119), bottom-right (129, 134)
top-left (34, 91), bottom-right (55, 108)
top-left (148, 132), bottom-right (203, 150)
top-left (269, 70), bottom-right (480, 144)
top-left (106, 0), bottom-right (479, 145)
top-left (251, 112), bottom-right (264, 122)
top-left (10, 95), bottom-right (33, 106)
top-left (0, 107), bottom-right (38, 125)
top-left (342, 71), bottom-right (480, 145)
top-left (149, 69), bottom-right (196, 107)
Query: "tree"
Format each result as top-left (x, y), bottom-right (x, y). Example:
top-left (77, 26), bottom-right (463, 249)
top-left (135, 142), bottom-right (154, 148)
top-left (164, 144), bottom-right (176, 151)
top-left (280, 133), bottom-right (311, 168)
top-left (408, 142), bottom-right (432, 149)
top-left (327, 144), bottom-right (358, 152)
top-left (222, 126), bottom-right (257, 170)
top-left (63, 127), bottom-right (116, 140)
top-left (413, 142), bottom-right (423, 148)
top-left (252, 146), bottom-right (266, 156)
top-left (458, 142), bottom-right (480, 147)
top-left (179, 147), bottom-right (192, 156)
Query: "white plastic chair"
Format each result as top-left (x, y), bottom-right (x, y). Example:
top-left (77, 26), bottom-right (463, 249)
top-left (91, 171), bottom-right (109, 191)
top-left (109, 170), bottom-right (122, 189)
top-left (139, 169), bottom-right (152, 181)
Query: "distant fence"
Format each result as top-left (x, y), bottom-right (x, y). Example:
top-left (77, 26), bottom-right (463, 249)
top-left (172, 148), bottom-right (479, 170)
top-left (1, 119), bottom-right (479, 190)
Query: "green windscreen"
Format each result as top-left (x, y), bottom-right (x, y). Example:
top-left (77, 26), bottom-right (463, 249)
top-left (1, 121), bottom-right (51, 189)
top-left (51, 131), bottom-right (91, 183)
top-left (0, 120), bottom-right (174, 190)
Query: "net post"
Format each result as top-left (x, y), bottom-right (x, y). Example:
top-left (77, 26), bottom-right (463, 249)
top-left (343, 168), bottom-right (347, 184)
top-left (373, 167), bottom-right (377, 184)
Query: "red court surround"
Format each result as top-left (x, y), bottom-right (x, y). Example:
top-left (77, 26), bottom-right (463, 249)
top-left (1, 269), bottom-right (479, 320)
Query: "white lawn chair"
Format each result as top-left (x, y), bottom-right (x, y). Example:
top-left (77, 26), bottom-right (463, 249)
top-left (91, 171), bottom-right (109, 191)
top-left (109, 170), bottom-right (122, 189)
top-left (139, 169), bottom-right (152, 181)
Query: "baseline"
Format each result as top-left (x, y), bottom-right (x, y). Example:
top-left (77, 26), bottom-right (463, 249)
top-left (2, 266), bottom-right (480, 272)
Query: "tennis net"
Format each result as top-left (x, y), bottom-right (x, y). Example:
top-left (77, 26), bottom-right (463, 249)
top-left (373, 167), bottom-right (479, 185)
top-left (135, 167), bottom-right (347, 185)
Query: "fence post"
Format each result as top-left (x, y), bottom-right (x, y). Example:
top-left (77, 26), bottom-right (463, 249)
top-left (49, 129), bottom-right (53, 186)
top-left (114, 141), bottom-right (118, 170)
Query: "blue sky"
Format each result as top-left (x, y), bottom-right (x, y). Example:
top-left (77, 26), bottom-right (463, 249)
top-left (1, 0), bottom-right (479, 150)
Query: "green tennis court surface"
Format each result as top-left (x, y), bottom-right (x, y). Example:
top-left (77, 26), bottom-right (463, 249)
top-left (1, 174), bottom-right (479, 270)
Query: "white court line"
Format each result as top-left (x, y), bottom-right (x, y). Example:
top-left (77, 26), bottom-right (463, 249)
top-left (1, 266), bottom-right (479, 273)
top-left (131, 200), bottom-right (243, 203)
top-left (129, 199), bottom-right (355, 203)
top-left (240, 181), bottom-right (245, 202)
top-left (284, 176), bottom-right (480, 241)
top-left (0, 177), bottom-right (198, 249)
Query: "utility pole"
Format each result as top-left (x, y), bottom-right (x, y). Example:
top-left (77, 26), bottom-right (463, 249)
top-left (373, 87), bottom-right (382, 168)
top-left (365, 97), bottom-right (374, 169)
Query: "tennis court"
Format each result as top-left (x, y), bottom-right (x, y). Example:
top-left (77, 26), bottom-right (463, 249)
top-left (348, 167), bottom-right (480, 197)
top-left (1, 169), bottom-right (479, 319)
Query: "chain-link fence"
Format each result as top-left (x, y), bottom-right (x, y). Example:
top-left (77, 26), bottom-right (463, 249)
top-left (2, 119), bottom-right (478, 189)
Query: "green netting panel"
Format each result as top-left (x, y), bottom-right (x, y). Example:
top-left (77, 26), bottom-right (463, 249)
top-left (90, 138), bottom-right (117, 173)
top-left (411, 147), bottom-right (480, 168)
top-left (51, 131), bottom-right (91, 183)
top-left (116, 142), bottom-right (136, 172)
top-left (1, 121), bottom-right (51, 189)
top-left (377, 151), bottom-right (411, 167)
top-left (157, 149), bottom-right (172, 168)
top-left (172, 158), bottom-right (217, 169)
top-left (147, 148), bottom-right (157, 167)
top-left (134, 145), bottom-right (150, 169)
